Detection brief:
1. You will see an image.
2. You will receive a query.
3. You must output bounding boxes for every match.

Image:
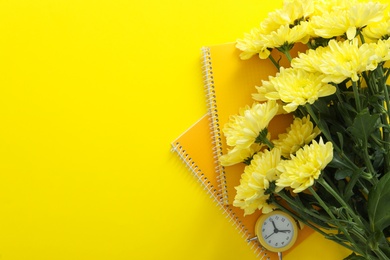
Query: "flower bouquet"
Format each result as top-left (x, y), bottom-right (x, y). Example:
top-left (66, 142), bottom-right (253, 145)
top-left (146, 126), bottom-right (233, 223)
top-left (219, 0), bottom-right (390, 259)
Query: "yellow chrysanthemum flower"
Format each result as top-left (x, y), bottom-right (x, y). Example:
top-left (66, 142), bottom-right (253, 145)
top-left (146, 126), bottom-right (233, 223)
top-left (276, 138), bottom-right (333, 193)
top-left (223, 101), bottom-right (279, 149)
top-left (237, 0), bottom-right (314, 59)
top-left (309, 0), bottom-right (354, 38)
top-left (273, 115), bottom-right (321, 159)
top-left (262, 0), bottom-right (314, 34)
top-left (252, 78), bottom-right (290, 115)
top-left (291, 46), bottom-right (327, 73)
top-left (320, 39), bottom-right (377, 83)
top-left (293, 39), bottom-right (379, 84)
top-left (310, 9), bottom-right (350, 39)
top-left (233, 187), bottom-right (274, 216)
top-left (374, 39), bottom-right (390, 62)
top-left (233, 148), bottom-right (282, 215)
top-left (265, 23), bottom-right (310, 50)
top-left (252, 78), bottom-right (278, 102)
top-left (347, 1), bottom-right (387, 40)
top-left (261, 67), bottom-right (336, 113)
top-left (236, 28), bottom-right (271, 60)
top-left (363, 13), bottom-right (390, 40)
top-left (311, 1), bottom-right (386, 40)
top-left (312, 0), bottom-right (354, 16)
top-left (219, 143), bottom-right (265, 166)
top-left (364, 39), bottom-right (390, 71)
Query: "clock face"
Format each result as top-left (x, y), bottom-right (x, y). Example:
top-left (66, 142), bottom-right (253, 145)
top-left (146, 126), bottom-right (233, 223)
top-left (255, 211), bottom-right (298, 252)
top-left (261, 213), bottom-right (294, 248)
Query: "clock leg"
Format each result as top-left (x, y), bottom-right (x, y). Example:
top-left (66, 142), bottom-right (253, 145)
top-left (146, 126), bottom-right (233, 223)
top-left (246, 236), bottom-right (258, 242)
top-left (278, 252), bottom-right (282, 260)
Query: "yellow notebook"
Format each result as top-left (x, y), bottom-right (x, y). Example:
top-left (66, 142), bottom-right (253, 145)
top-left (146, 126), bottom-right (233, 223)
top-left (172, 42), bottom-right (314, 259)
top-left (202, 42), bottom-right (305, 205)
top-left (171, 114), bottom-right (313, 260)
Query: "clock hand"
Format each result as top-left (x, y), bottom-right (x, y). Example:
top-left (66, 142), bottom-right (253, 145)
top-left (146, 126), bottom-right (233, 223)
top-left (265, 232), bottom-right (275, 239)
top-left (278, 230), bottom-right (291, 233)
top-left (271, 220), bottom-right (278, 230)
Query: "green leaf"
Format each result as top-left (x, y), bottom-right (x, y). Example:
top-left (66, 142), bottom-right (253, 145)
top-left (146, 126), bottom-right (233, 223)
top-left (335, 168), bottom-right (353, 180)
top-left (337, 131), bottom-right (344, 151)
top-left (344, 169), bottom-right (363, 201)
top-left (368, 173), bottom-right (390, 232)
top-left (312, 97), bottom-right (331, 115)
top-left (347, 109), bottom-right (380, 141)
top-left (343, 252), bottom-right (367, 260)
top-left (328, 151), bottom-right (354, 169)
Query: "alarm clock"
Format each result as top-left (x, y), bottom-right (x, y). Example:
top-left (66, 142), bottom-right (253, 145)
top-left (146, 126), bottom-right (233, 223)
top-left (254, 210), bottom-right (299, 253)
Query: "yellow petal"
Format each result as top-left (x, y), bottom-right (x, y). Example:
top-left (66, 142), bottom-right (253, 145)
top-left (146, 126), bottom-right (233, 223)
top-left (347, 26), bottom-right (357, 40)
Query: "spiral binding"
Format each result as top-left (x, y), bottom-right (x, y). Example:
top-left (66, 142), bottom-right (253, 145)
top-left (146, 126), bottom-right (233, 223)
top-left (171, 141), bottom-right (222, 203)
top-left (200, 46), bottom-right (274, 260)
top-left (201, 46), bottom-right (230, 206)
top-left (171, 140), bottom-right (269, 259)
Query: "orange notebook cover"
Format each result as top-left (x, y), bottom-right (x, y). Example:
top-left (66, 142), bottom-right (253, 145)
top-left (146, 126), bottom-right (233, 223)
top-left (171, 114), bottom-right (313, 260)
top-left (202, 42), bottom-right (305, 205)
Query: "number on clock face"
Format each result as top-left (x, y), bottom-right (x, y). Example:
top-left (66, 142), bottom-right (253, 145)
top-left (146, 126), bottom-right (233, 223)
top-left (261, 214), bottom-right (294, 248)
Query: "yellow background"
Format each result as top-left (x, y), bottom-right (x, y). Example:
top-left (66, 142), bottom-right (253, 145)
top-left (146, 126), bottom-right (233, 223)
top-left (0, 0), bottom-right (378, 259)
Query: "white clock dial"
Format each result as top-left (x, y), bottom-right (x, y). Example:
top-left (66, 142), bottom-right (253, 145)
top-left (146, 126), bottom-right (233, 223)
top-left (255, 210), bottom-right (299, 253)
top-left (261, 213), bottom-right (294, 248)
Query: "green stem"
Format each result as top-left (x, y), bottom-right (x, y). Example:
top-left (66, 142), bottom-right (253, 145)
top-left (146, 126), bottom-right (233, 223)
top-left (359, 31), bottom-right (366, 44)
top-left (284, 50), bottom-right (293, 62)
top-left (356, 179), bottom-right (370, 196)
top-left (276, 191), bottom-right (330, 224)
top-left (385, 67), bottom-right (390, 82)
top-left (272, 200), bottom-right (328, 235)
top-left (379, 67), bottom-right (390, 174)
top-left (351, 77), bottom-right (377, 183)
top-left (348, 228), bottom-right (370, 248)
top-left (317, 179), bottom-right (360, 224)
top-left (263, 138), bottom-right (274, 150)
top-left (330, 86), bottom-right (355, 126)
top-left (305, 104), bottom-right (366, 175)
top-left (255, 128), bottom-right (274, 149)
top-left (373, 248), bottom-right (389, 260)
top-left (305, 104), bottom-right (331, 141)
top-left (263, 138), bottom-right (274, 149)
top-left (308, 186), bottom-right (366, 256)
top-left (305, 104), bottom-right (342, 155)
top-left (268, 54), bottom-right (280, 71)
top-left (382, 72), bottom-right (390, 118)
top-left (273, 198), bottom-right (356, 252)
top-left (276, 43), bottom-right (293, 63)
top-left (352, 80), bottom-right (362, 112)
top-left (362, 144), bottom-right (378, 184)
